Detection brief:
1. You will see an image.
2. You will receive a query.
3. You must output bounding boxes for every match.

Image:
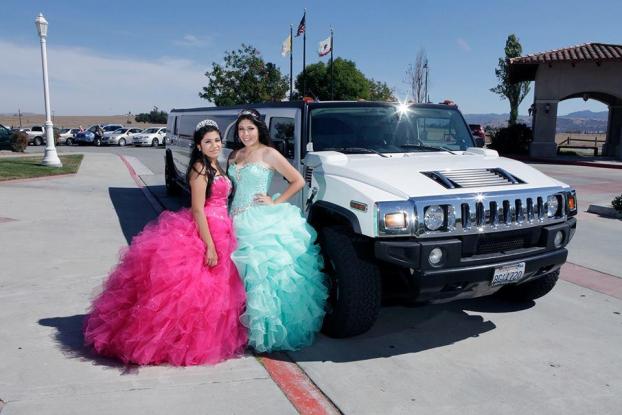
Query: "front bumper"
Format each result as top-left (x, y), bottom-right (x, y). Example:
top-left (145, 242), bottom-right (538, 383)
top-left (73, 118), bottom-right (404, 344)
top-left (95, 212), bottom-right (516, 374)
top-left (375, 217), bottom-right (576, 302)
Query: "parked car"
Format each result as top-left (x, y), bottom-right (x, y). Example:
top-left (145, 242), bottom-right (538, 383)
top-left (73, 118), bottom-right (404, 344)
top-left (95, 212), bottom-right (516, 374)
top-left (0, 124), bottom-right (11, 148)
top-left (133, 127), bottom-right (167, 147)
top-left (469, 123), bottom-right (486, 147)
top-left (59, 128), bottom-right (80, 145)
top-left (74, 124), bottom-right (123, 146)
top-left (166, 101), bottom-right (577, 338)
top-left (103, 127), bottom-right (142, 146)
top-left (25, 125), bottom-right (46, 145)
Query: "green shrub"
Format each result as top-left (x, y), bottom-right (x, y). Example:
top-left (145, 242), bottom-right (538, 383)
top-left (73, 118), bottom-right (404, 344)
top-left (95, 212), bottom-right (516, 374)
top-left (10, 131), bottom-right (28, 152)
top-left (612, 195), bottom-right (622, 212)
top-left (488, 123), bottom-right (533, 155)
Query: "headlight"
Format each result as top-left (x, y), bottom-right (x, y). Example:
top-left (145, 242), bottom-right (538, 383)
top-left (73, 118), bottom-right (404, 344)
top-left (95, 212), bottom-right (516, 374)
top-left (384, 212), bottom-right (407, 229)
top-left (424, 205), bottom-right (445, 230)
top-left (376, 201), bottom-right (413, 235)
top-left (547, 195), bottom-right (560, 217)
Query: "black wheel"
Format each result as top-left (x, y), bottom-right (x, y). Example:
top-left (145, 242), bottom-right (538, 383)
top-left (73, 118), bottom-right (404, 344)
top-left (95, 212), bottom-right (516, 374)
top-left (496, 269), bottom-right (560, 301)
top-left (319, 226), bottom-right (381, 338)
top-left (94, 137), bottom-right (102, 146)
top-left (165, 154), bottom-right (180, 195)
top-left (66, 138), bottom-right (73, 146)
top-left (34, 136), bottom-right (43, 146)
top-left (151, 138), bottom-right (159, 147)
top-left (118, 138), bottom-right (126, 146)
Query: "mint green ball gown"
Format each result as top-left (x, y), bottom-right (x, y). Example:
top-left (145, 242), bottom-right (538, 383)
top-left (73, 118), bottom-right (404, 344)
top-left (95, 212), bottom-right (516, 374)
top-left (228, 162), bottom-right (328, 352)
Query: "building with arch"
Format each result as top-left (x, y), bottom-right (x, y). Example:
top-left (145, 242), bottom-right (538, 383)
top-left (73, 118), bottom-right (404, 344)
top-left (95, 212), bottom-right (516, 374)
top-left (509, 43), bottom-right (622, 160)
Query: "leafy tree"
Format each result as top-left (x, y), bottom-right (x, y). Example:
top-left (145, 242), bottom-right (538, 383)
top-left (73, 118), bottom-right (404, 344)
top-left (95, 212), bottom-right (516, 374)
top-left (135, 106), bottom-right (167, 124)
top-left (490, 34), bottom-right (531, 125)
top-left (294, 58), bottom-right (393, 101)
top-left (200, 44), bottom-right (289, 105)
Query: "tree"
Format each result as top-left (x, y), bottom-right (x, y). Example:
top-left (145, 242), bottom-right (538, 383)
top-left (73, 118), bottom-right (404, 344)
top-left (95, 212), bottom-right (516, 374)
top-left (490, 34), bottom-right (531, 125)
top-left (135, 106), bottom-right (167, 124)
top-left (293, 58), bottom-right (394, 101)
top-left (405, 49), bottom-right (429, 103)
top-left (200, 44), bottom-right (289, 106)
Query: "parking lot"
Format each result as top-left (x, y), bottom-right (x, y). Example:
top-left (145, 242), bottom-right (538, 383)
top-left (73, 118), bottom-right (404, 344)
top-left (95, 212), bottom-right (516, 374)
top-left (1, 147), bottom-right (621, 414)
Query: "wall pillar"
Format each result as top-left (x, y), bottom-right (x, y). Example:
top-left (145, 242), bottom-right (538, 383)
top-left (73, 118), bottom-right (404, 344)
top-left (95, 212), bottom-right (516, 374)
top-left (603, 106), bottom-right (622, 160)
top-left (530, 99), bottom-right (559, 158)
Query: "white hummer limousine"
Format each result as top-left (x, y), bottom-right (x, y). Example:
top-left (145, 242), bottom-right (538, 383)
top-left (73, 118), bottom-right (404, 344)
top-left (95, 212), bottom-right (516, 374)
top-left (165, 101), bottom-right (577, 338)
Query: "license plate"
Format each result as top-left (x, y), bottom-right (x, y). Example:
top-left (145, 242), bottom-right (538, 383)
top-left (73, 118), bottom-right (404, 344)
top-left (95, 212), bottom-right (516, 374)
top-left (491, 262), bottom-right (526, 287)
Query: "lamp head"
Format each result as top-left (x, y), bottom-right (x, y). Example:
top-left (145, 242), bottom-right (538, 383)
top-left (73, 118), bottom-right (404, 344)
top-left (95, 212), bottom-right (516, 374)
top-left (35, 13), bottom-right (48, 38)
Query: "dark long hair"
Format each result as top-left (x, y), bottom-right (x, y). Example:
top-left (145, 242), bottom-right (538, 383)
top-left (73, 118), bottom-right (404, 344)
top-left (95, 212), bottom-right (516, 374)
top-left (185, 124), bottom-right (221, 198)
top-left (234, 108), bottom-right (272, 147)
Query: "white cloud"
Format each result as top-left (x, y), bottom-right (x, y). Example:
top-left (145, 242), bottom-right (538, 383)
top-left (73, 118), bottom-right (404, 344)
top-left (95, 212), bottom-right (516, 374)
top-left (0, 40), bottom-right (210, 115)
top-left (457, 38), bottom-right (471, 52)
top-left (173, 34), bottom-right (211, 47)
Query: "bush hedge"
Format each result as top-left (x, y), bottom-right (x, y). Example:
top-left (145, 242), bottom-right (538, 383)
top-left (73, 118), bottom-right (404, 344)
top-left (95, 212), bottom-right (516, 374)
top-left (488, 123), bottom-right (533, 155)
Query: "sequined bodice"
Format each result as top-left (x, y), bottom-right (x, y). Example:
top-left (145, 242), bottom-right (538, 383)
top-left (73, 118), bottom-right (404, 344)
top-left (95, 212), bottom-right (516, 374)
top-left (204, 176), bottom-right (231, 210)
top-left (228, 163), bottom-right (274, 215)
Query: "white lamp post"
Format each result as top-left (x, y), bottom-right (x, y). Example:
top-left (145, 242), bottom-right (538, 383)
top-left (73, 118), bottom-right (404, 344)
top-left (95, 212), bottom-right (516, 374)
top-left (35, 13), bottom-right (62, 167)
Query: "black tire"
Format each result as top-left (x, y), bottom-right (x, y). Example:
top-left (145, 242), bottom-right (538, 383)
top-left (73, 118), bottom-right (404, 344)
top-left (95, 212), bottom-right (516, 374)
top-left (319, 226), bottom-right (381, 338)
top-left (496, 269), bottom-right (560, 301)
top-left (119, 138), bottom-right (126, 146)
top-left (94, 137), bottom-right (102, 147)
top-left (151, 138), bottom-right (159, 147)
top-left (34, 136), bottom-right (43, 146)
top-left (66, 138), bottom-right (73, 146)
top-left (165, 154), bottom-right (180, 195)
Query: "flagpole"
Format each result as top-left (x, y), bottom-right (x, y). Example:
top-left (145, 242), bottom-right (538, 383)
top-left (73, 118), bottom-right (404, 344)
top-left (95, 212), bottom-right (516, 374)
top-left (330, 28), bottom-right (334, 100)
top-left (303, 9), bottom-right (307, 97)
top-left (289, 25), bottom-right (293, 101)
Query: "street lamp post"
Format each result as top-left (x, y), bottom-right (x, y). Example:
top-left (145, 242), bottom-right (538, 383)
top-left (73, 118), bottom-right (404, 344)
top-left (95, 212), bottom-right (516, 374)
top-left (35, 13), bottom-right (62, 167)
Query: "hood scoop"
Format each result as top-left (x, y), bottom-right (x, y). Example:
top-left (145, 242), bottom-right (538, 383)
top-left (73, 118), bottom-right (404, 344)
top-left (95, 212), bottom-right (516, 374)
top-left (422, 168), bottom-right (524, 189)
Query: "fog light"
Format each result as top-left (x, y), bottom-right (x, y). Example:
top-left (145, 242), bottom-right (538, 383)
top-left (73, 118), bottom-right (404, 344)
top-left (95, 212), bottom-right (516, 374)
top-left (429, 247), bottom-right (443, 265)
top-left (553, 230), bottom-right (564, 248)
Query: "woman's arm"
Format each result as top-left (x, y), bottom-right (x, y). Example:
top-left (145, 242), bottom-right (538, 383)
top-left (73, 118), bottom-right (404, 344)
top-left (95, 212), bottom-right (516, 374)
top-left (263, 147), bottom-right (304, 205)
top-left (188, 163), bottom-right (217, 266)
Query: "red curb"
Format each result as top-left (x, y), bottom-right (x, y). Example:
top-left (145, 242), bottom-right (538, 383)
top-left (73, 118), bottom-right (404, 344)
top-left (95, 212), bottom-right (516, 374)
top-left (258, 354), bottom-right (340, 415)
top-left (560, 262), bottom-right (622, 300)
top-left (118, 155), bottom-right (164, 214)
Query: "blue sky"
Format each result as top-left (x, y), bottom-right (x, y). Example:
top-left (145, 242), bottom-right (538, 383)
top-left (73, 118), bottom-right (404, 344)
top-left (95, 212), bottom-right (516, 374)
top-left (1, 0), bottom-right (619, 116)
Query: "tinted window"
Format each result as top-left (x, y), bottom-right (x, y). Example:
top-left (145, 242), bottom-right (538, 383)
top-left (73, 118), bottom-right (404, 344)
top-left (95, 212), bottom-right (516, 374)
top-left (310, 105), bottom-right (473, 153)
top-left (269, 117), bottom-right (295, 159)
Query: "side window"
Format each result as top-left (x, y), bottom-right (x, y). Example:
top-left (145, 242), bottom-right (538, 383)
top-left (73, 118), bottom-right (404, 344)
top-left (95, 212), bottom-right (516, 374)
top-left (32, 126), bottom-right (43, 132)
top-left (225, 122), bottom-right (242, 150)
top-left (269, 117), bottom-right (295, 159)
top-left (173, 116), bottom-right (178, 135)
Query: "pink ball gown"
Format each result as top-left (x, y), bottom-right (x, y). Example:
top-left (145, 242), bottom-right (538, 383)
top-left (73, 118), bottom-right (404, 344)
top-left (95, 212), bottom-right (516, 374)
top-left (84, 176), bottom-right (247, 366)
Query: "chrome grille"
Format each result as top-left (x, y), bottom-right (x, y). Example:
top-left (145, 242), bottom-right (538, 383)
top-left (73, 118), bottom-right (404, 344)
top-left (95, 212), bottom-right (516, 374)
top-left (412, 187), bottom-right (568, 237)
top-left (422, 168), bottom-right (523, 188)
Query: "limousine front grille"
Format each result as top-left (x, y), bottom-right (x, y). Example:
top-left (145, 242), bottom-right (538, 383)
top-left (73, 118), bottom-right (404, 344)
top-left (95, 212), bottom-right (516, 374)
top-left (422, 168), bottom-right (524, 189)
top-left (411, 188), bottom-right (568, 238)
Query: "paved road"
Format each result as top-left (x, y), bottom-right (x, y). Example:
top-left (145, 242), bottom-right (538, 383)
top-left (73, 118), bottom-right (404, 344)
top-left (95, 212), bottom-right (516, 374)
top-left (9, 146), bottom-right (622, 415)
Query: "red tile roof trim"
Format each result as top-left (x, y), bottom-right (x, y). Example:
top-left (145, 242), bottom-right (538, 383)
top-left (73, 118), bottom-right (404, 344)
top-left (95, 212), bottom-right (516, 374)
top-left (510, 43), bottom-right (622, 64)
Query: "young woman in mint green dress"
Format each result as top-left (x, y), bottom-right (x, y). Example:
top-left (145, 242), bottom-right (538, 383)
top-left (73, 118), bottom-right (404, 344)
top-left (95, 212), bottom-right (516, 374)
top-left (227, 108), bottom-right (327, 352)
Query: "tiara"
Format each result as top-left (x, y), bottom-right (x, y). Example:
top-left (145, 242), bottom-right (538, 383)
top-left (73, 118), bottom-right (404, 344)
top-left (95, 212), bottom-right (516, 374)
top-left (238, 109), bottom-right (261, 119)
top-left (195, 119), bottom-right (220, 131)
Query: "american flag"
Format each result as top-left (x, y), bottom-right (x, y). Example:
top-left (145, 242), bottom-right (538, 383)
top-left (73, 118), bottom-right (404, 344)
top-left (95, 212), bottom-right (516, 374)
top-left (296, 14), bottom-right (305, 37)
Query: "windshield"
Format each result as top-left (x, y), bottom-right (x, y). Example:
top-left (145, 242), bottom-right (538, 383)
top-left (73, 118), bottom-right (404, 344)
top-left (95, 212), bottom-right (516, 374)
top-left (60, 129), bottom-right (70, 133)
top-left (144, 128), bottom-right (158, 133)
top-left (115, 128), bottom-right (129, 133)
top-left (104, 126), bottom-right (121, 132)
top-left (309, 105), bottom-right (474, 153)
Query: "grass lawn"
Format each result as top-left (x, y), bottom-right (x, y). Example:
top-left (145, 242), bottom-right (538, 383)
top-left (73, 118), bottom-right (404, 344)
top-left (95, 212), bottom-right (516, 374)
top-left (0, 154), bottom-right (84, 181)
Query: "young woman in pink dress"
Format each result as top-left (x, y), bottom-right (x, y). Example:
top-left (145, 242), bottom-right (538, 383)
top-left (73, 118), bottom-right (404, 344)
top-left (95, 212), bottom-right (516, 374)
top-left (83, 120), bottom-right (247, 366)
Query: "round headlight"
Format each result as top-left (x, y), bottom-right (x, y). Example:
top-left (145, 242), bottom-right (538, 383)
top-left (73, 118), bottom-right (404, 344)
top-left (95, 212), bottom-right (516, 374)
top-left (429, 247), bottom-right (443, 265)
top-left (424, 205), bottom-right (445, 231)
top-left (547, 195), bottom-right (559, 217)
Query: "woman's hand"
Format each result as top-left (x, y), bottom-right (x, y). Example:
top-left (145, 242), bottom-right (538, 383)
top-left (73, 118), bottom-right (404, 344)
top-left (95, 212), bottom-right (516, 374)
top-left (205, 244), bottom-right (218, 267)
top-left (254, 193), bottom-right (274, 205)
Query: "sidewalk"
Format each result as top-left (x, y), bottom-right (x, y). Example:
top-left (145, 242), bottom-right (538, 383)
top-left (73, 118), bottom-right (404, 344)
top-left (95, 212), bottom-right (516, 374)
top-left (0, 153), bottom-right (297, 415)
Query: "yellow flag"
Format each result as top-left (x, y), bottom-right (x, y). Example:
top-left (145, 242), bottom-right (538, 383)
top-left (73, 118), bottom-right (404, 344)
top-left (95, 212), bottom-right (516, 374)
top-left (281, 34), bottom-right (292, 57)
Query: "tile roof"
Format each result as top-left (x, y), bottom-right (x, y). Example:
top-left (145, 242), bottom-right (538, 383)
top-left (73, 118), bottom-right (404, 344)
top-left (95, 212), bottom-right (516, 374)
top-left (510, 43), bottom-right (622, 64)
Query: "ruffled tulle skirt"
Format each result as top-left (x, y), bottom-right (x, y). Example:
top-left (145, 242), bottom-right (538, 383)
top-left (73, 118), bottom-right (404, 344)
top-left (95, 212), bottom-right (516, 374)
top-left (231, 203), bottom-right (327, 352)
top-left (84, 207), bottom-right (247, 366)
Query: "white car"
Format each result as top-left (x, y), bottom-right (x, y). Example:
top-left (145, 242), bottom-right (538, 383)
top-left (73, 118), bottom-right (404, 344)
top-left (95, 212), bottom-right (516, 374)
top-left (59, 128), bottom-right (80, 145)
top-left (165, 101), bottom-right (578, 338)
top-left (25, 126), bottom-right (45, 145)
top-left (103, 128), bottom-right (143, 146)
top-left (133, 127), bottom-right (167, 147)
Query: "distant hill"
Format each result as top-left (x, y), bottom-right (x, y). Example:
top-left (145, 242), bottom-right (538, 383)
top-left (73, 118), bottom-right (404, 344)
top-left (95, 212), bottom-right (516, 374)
top-left (464, 110), bottom-right (607, 133)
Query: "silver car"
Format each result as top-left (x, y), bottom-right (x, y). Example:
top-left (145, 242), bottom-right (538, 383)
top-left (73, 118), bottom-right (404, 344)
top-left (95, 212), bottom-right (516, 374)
top-left (133, 127), bottom-right (167, 147)
top-left (103, 128), bottom-right (143, 146)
